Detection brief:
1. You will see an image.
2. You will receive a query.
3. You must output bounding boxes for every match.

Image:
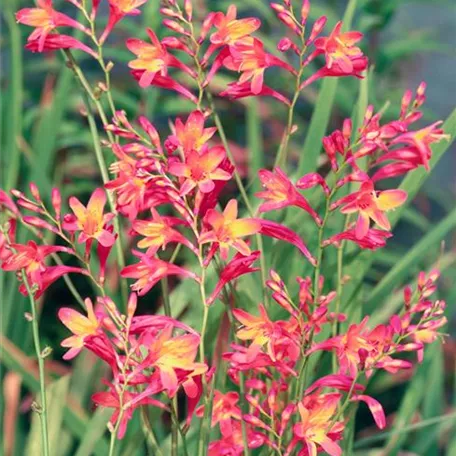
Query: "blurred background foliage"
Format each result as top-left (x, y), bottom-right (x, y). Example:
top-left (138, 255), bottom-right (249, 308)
top-left (1, 0), bottom-right (455, 455)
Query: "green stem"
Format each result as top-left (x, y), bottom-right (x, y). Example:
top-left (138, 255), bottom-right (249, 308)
top-left (62, 50), bottom-right (128, 308)
top-left (23, 273), bottom-right (50, 456)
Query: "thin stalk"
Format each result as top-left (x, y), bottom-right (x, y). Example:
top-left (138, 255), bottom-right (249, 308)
top-left (62, 50), bottom-right (128, 307)
top-left (161, 278), bottom-right (178, 456)
top-left (209, 101), bottom-right (269, 305)
top-left (1, 228), bottom-right (50, 455)
top-left (140, 407), bottom-right (164, 456)
top-left (23, 273), bottom-right (50, 456)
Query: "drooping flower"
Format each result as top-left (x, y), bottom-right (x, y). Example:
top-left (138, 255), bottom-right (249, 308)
top-left (16, 0), bottom-right (88, 52)
top-left (58, 298), bottom-right (101, 360)
top-left (207, 251), bottom-right (260, 305)
top-left (390, 121), bottom-right (449, 170)
top-left (92, 381), bottom-right (165, 438)
top-left (333, 181), bottom-right (407, 239)
top-left (127, 28), bottom-right (195, 88)
top-left (220, 81), bottom-right (291, 105)
top-left (323, 227), bottom-right (392, 250)
top-left (223, 38), bottom-right (295, 94)
top-left (121, 251), bottom-right (199, 295)
top-left (101, 0), bottom-right (148, 43)
top-left (199, 199), bottom-right (261, 260)
top-left (256, 167), bottom-right (321, 224)
top-left (1, 241), bottom-right (73, 287)
top-left (63, 188), bottom-right (116, 248)
top-left (25, 33), bottom-right (98, 58)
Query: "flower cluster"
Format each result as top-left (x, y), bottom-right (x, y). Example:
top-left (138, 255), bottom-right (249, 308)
top-left (3, 1), bottom-right (450, 455)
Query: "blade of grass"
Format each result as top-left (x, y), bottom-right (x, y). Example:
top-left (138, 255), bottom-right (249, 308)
top-left (3, 4), bottom-right (23, 192)
top-left (74, 408), bottom-right (112, 456)
top-left (383, 343), bottom-right (438, 453)
top-left (409, 344), bottom-right (444, 455)
top-left (26, 375), bottom-right (70, 456)
top-left (296, 0), bottom-right (359, 177)
top-left (366, 205), bottom-right (456, 311)
top-left (246, 98), bottom-right (263, 193)
top-left (0, 336), bottom-right (110, 455)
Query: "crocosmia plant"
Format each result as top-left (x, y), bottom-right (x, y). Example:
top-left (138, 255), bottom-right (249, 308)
top-left (1, 1), bottom-right (454, 455)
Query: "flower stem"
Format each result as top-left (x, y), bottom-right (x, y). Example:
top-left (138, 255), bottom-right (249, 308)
top-left (1, 227), bottom-right (50, 456)
top-left (23, 273), bottom-right (50, 456)
top-left (62, 50), bottom-right (128, 308)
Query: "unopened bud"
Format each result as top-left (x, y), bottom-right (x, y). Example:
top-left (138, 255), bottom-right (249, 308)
top-left (106, 61), bottom-right (114, 72)
top-left (24, 312), bottom-right (33, 322)
top-left (41, 346), bottom-right (53, 358)
top-left (31, 402), bottom-right (43, 414)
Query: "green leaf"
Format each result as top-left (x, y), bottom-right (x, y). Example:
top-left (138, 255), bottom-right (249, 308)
top-left (366, 206), bottom-right (456, 311)
top-left (74, 408), bottom-right (112, 456)
top-left (383, 343), bottom-right (438, 453)
top-left (246, 98), bottom-right (263, 193)
top-left (296, 0), bottom-right (359, 177)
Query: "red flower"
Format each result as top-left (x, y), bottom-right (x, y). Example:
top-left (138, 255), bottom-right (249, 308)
top-left (389, 121), bottom-right (449, 170)
top-left (256, 167), bottom-right (321, 224)
top-left (121, 251), bottom-right (199, 295)
top-left (323, 228), bottom-right (392, 250)
top-left (1, 241), bottom-right (72, 287)
top-left (220, 81), bottom-right (291, 105)
top-left (333, 181), bottom-right (407, 239)
top-left (301, 56), bottom-right (368, 89)
top-left (92, 382), bottom-right (164, 438)
top-left (101, 0), bottom-right (148, 43)
top-left (207, 251), bottom-right (260, 305)
top-left (25, 33), bottom-right (98, 58)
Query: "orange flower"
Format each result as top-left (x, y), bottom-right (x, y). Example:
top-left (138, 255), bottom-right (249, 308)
top-left (127, 28), bottom-right (195, 88)
top-left (173, 111), bottom-right (216, 154)
top-left (289, 393), bottom-right (344, 456)
top-left (168, 146), bottom-right (231, 195)
top-left (59, 298), bottom-right (100, 360)
top-left (314, 21), bottom-right (364, 73)
top-left (16, 0), bottom-right (87, 52)
top-left (196, 391), bottom-right (242, 436)
top-left (233, 304), bottom-right (276, 361)
top-left (335, 181), bottom-right (407, 239)
top-left (64, 188), bottom-right (115, 247)
top-left (199, 199), bottom-right (261, 260)
top-left (211, 5), bottom-right (261, 46)
top-left (147, 327), bottom-right (206, 397)
top-left (132, 208), bottom-right (197, 255)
